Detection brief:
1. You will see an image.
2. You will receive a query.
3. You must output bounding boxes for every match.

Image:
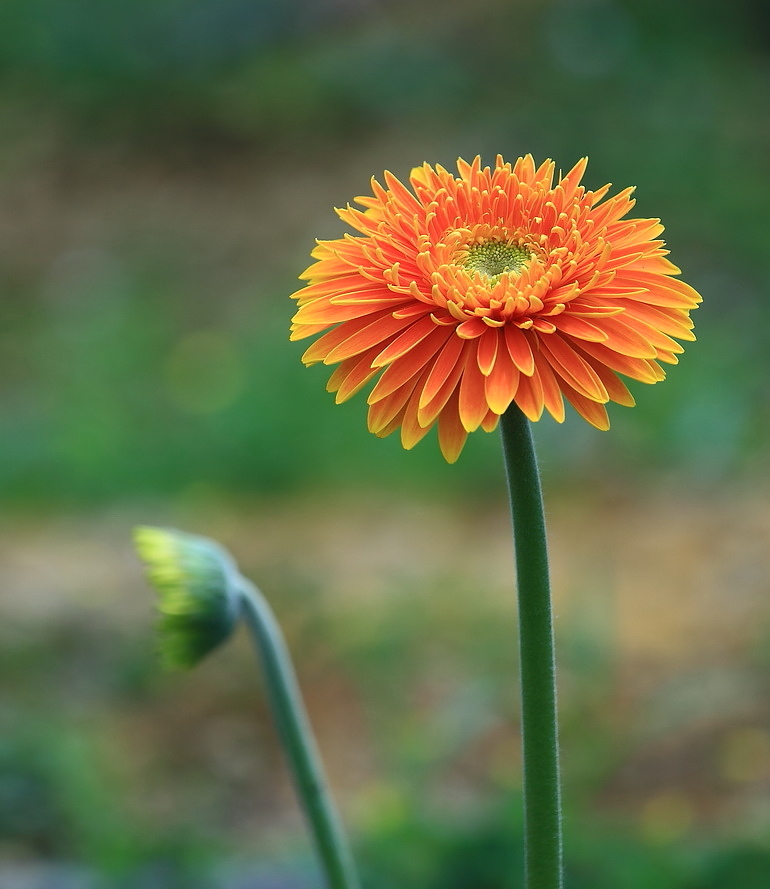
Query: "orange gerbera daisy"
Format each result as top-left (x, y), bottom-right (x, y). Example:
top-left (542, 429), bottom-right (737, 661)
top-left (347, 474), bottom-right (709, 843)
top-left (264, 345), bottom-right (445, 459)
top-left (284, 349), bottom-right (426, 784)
top-left (290, 155), bottom-right (700, 462)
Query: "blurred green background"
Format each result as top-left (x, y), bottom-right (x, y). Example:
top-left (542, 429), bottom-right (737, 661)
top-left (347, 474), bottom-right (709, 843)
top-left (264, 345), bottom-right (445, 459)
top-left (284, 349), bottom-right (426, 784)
top-left (1, 0), bottom-right (770, 886)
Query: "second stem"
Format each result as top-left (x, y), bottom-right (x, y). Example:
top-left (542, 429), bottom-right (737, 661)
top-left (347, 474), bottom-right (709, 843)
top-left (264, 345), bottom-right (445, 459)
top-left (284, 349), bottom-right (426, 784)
top-left (238, 579), bottom-right (361, 889)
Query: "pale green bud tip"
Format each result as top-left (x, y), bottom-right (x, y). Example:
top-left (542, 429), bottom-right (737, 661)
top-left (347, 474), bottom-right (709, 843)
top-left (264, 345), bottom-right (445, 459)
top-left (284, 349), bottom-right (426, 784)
top-left (134, 526), bottom-right (240, 670)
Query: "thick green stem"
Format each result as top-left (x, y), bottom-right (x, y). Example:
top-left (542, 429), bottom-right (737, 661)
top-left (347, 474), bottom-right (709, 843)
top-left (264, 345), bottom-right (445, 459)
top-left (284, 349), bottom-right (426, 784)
top-left (238, 580), bottom-right (361, 889)
top-left (500, 405), bottom-right (564, 889)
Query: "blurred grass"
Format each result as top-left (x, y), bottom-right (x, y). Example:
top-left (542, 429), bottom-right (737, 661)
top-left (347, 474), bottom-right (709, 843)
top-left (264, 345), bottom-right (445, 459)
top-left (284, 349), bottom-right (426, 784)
top-left (2, 492), bottom-right (770, 885)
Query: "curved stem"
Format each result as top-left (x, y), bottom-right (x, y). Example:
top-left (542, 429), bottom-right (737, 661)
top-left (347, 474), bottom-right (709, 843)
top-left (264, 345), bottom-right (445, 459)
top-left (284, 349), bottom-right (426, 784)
top-left (500, 404), bottom-right (563, 889)
top-left (238, 579), bottom-right (361, 889)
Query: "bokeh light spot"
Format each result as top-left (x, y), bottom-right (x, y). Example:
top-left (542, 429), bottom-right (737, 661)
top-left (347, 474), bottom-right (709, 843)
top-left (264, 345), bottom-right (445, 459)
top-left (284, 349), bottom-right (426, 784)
top-left (720, 727), bottom-right (770, 784)
top-left (639, 791), bottom-right (693, 845)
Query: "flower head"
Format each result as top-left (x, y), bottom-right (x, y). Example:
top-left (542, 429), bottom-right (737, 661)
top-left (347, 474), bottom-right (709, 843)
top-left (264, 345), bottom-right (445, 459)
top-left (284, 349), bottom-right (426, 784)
top-left (290, 156), bottom-right (700, 462)
top-left (134, 526), bottom-right (240, 669)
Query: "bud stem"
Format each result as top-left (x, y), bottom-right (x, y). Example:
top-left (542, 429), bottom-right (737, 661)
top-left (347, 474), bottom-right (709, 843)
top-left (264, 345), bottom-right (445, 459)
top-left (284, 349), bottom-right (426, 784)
top-left (238, 579), bottom-right (361, 889)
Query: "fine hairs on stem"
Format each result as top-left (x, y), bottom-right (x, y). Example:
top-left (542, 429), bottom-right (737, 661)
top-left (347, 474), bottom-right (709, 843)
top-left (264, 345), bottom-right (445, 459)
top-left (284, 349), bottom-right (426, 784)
top-left (500, 405), bottom-right (564, 889)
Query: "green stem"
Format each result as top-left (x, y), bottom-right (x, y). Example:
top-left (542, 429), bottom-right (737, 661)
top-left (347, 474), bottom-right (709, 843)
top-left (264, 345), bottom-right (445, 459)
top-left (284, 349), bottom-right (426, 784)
top-left (238, 579), bottom-right (361, 889)
top-left (500, 404), bottom-right (564, 889)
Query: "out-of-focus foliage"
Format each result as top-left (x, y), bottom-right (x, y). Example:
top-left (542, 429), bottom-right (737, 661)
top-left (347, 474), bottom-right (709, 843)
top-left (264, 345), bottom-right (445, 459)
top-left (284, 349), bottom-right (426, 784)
top-left (0, 0), bottom-right (768, 504)
top-left (2, 503), bottom-right (770, 887)
top-left (1, 4), bottom-right (770, 881)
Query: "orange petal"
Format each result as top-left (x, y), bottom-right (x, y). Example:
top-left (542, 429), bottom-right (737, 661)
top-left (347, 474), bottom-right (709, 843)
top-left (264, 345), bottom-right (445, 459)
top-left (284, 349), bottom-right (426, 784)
top-left (532, 348), bottom-right (565, 422)
top-left (623, 302), bottom-right (695, 341)
top-left (513, 370), bottom-right (545, 422)
top-left (598, 316), bottom-right (657, 359)
top-left (292, 278), bottom-right (378, 301)
top-left (559, 157), bottom-right (588, 200)
top-left (419, 334), bottom-right (465, 409)
top-left (538, 334), bottom-right (609, 403)
top-left (368, 327), bottom-right (452, 403)
top-left (437, 390), bottom-right (468, 463)
top-left (484, 352), bottom-right (520, 415)
top-left (458, 344), bottom-right (491, 432)
top-left (480, 411), bottom-right (500, 433)
top-left (575, 349), bottom-right (636, 407)
top-left (576, 339), bottom-right (663, 383)
top-left (371, 313), bottom-right (438, 367)
top-left (617, 272), bottom-right (701, 307)
top-left (618, 311), bottom-right (685, 355)
top-left (477, 329), bottom-right (501, 376)
top-left (513, 154), bottom-right (536, 183)
top-left (327, 347), bottom-right (381, 403)
top-left (417, 352), bottom-right (467, 427)
top-left (290, 321), bottom-right (336, 341)
top-left (368, 373), bottom-right (422, 434)
top-left (294, 299), bottom-right (396, 326)
top-left (554, 314), bottom-right (609, 343)
top-left (456, 317), bottom-right (488, 339)
top-left (562, 383), bottom-right (611, 430)
top-left (504, 325), bottom-right (535, 376)
top-left (383, 170), bottom-right (424, 215)
top-left (301, 314), bottom-right (379, 364)
top-left (325, 312), bottom-right (414, 364)
top-left (373, 405), bottom-right (408, 439)
top-left (401, 371), bottom-right (436, 450)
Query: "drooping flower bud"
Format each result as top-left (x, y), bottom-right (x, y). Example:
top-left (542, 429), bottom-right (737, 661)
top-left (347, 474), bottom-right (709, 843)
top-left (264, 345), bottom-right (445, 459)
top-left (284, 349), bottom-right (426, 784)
top-left (134, 526), bottom-right (241, 669)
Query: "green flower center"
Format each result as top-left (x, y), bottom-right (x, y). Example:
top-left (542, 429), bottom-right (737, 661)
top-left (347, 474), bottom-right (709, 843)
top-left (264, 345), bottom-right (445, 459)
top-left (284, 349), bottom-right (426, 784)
top-left (463, 240), bottom-right (531, 280)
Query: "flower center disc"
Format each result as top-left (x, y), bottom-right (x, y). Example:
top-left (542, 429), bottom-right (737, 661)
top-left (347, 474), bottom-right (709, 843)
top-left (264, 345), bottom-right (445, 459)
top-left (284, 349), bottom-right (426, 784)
top-left (463, 240), bottom-right (531, 280)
